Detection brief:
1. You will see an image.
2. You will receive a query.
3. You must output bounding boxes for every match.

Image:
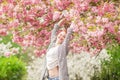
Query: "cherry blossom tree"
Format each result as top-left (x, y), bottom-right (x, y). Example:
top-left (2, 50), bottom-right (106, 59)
top-left (0, 0), bottom-right (120, 56)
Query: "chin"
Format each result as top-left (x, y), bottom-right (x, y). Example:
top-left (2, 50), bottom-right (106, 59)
top-left (59, 41), bottom-right (63, 44)
top-left (58, 42), bottom-right (62, 44)
top-left (57, 39), bottom-right (63, 44)
top-left (57, 41), bottom-right (62, 44)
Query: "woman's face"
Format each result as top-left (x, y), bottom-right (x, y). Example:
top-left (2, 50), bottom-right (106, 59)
top-left (56, 31), bottom-right (66, 44)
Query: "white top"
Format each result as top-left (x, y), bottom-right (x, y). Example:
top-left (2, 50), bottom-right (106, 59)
top-left (46, 45), bottom-right (59, 70)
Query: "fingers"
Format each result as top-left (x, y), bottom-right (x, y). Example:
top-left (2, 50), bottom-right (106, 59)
top-left (59, 13), bottom-right (64, 19)
top-left (58, 18), bottom-right (66, 26)
top-left (70, 21), bottom-right (74, 27)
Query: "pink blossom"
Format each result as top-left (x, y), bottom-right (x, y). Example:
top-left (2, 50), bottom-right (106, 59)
top-left (93, 0), bottom-right (99, 3)
top-left (69, 9), bottom-right (75, 17)
top-left (104, 22), bottom-right (115, 34)
top-left (0, 10), bottom-right (2, 15)
top-left (80, 2), bottom-right (89, 11)
top-left (118, 31), bottom-right (120, 35)
top-left (44, 40), bottom-right (50, 46)
top-left (87, 23), bottom-right (95, 28)
top-left (91, 6), bottom-right (98, 13)
top-left (9, 20), bottom-right (19, 28)
top-left (117, 31), bottom-right (120, 42)
top-left (97, 7), bottom-right (105, 16)
top-left (54, 0), bottom-right (64, 10)
top-left (0, 0), bottom-right (119, 56)
top-left (22, 40), bottom-right (30, 47)
top-left (53, 11), bottom-right (61, 21)
top-left (80, 26), bottom-right (88, 34)
top-left (34, 49), bottom-right (41, 57)
top-left (115, 20), bottom-right (120, 25)
top-left (12, 36), bottom-right (23, 44)
top-left (21, 34), bottom-right (36, 47)
top-left (88, 29), bottom-right (104, 38)
top-left (34, 38), bottom-right (43, 47)
top-left (96, 16), bottom-right (102, 23)
top-left (102, 18), bottom-right (109, 23)
top-left (73, 26), bottom-right (79, 32)
top-left (36, 9), bottom-right (45, 17)
top-left (31, 20), bottom-right (40, 27)
top-left (0, 29), bottom-right (8, 36)
top-left (103, 3), bottom-right (115, 13)
top-left (34, 49), bottom-right (46, 57)
top-left (47, 12), bottom-right (53, 20)
top-left (21, 0), bottom-right (32, 5)
top-left (2, 5), bottom-right (9, 13)
top-left (31, 0), bottom-right (41, 4)
top-left (8, 0), bottom-right (14, 3)
top-left (0, 0), bottom-right (2, 3)
top-left (4, 52), bottom-right (11, 57)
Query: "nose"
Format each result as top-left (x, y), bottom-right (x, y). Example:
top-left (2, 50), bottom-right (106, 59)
top-left (60, 36), bottom-right (64, 40)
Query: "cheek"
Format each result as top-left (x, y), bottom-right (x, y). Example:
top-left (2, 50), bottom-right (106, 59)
top-left (60, 36), bottom-right (64, 40)
top-left (57, 34), bottom-right (65, 41)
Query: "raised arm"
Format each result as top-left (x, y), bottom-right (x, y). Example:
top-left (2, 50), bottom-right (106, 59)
top-left (47, 19), bottom-right (66, 50)
top-left (62, 22), bottom-right (74, 55)
top-left (50, 18), bottom-right (66, 42)
top-left (50, 24), bottom-right (60, 43)
top-left (62, 27), bottom-right (73, 48)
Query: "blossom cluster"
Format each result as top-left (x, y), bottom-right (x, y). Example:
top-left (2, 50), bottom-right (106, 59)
top-left (0, 0), bottom-right (120, 56)
top-left (0, 41), bottom-right (19, 57)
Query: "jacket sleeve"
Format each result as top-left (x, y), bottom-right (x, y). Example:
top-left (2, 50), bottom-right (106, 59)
top-left (62, 27), bottom-right (73, 55)
top-left (47, 24), bottom-right (60, 50)
top-left (50, 24), bottom-right (60, 43)
top-left (40, 57), bottom-right (48, 80)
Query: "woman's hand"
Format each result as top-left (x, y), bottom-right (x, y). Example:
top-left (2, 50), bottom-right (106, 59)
top-left (57, 18), bottom-right (66, 26)
top-left (70, 21), bottom-right (75, 29)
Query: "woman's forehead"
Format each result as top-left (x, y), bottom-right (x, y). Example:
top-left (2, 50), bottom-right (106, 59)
top-left (59, 31), bottom-right (66, 35)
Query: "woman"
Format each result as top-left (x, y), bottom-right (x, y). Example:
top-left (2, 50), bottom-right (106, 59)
top-left (40, 19), bottom-right (74, 80)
